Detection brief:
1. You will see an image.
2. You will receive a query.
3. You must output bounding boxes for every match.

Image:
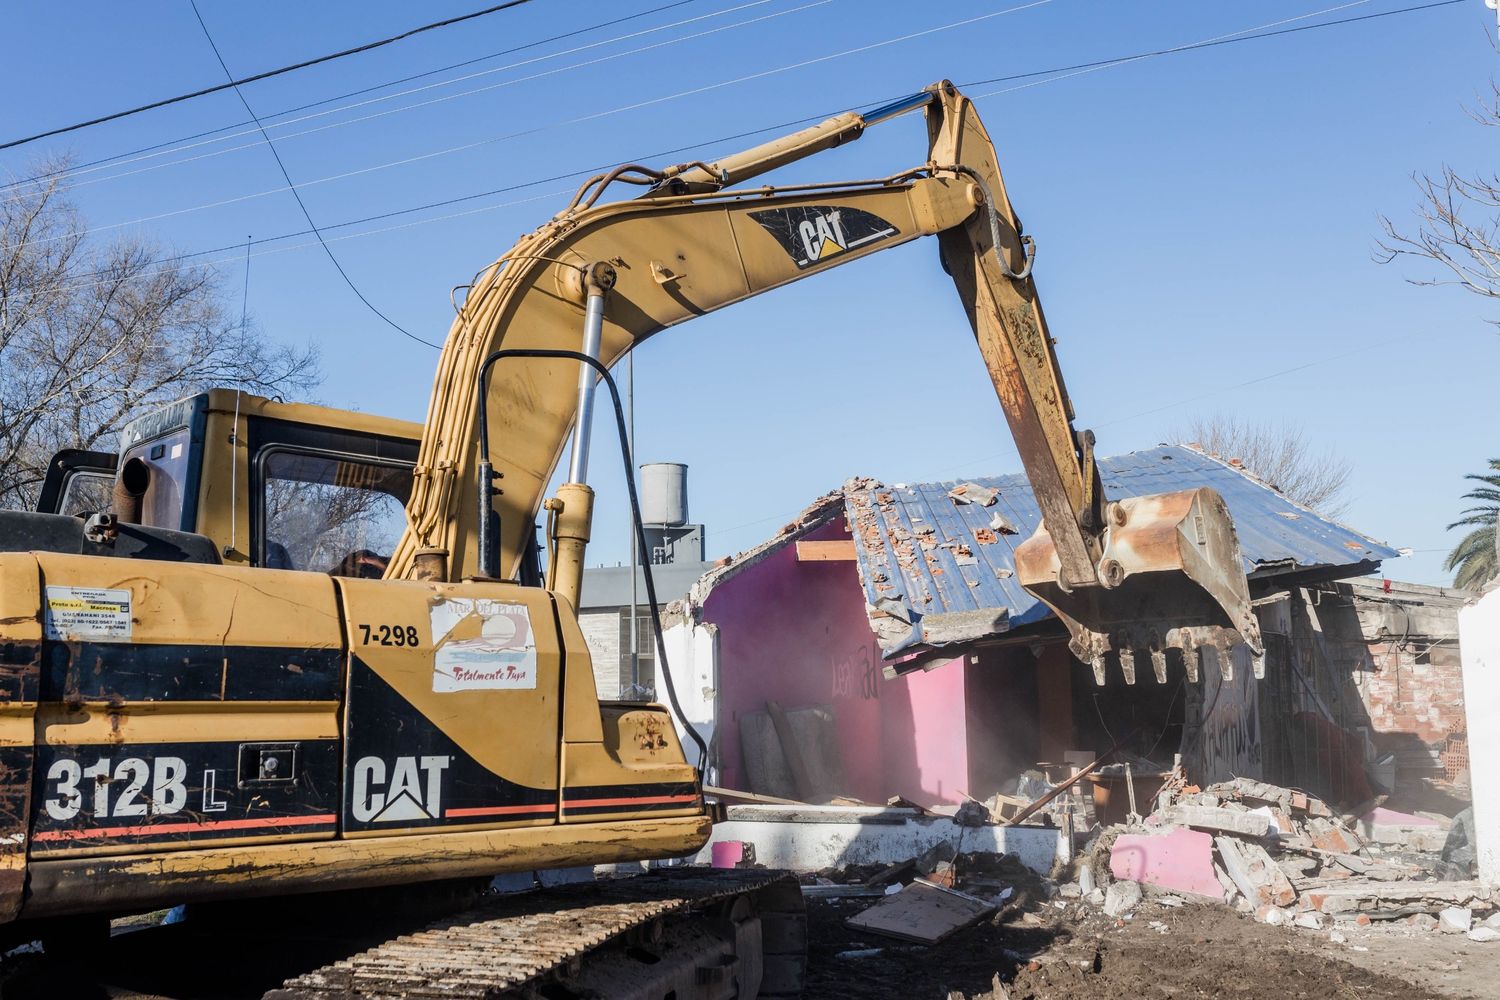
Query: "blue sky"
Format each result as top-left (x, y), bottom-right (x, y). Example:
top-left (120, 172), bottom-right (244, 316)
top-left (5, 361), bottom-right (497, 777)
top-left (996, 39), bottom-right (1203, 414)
top-left (3, 1), bottom-right (1494, 586)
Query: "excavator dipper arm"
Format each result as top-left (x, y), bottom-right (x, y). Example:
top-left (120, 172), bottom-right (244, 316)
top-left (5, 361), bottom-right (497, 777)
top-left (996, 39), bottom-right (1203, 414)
top-left (388, 81), bottom-right (1262, 684)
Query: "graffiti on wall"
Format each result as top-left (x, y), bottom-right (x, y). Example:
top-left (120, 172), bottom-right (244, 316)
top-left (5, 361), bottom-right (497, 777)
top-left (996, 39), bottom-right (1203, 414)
top-left (1192, 646), bottom-right (1263, 785)
top-left (832, 642), bottom-right (881, 701)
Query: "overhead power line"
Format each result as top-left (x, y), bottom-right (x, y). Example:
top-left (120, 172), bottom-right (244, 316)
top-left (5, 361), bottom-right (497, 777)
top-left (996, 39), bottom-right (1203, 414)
top-left (0, 0), bottom-right (539, 153)
top-left (189, 2), bottom-right (441, 349)
top-left (31, 0), bottom-right (1462, 299)
top-left (13, 0), bottom-right (1053, 254)
top-left (963, 0), bottom-right (1466, 95)
top-left (18, 1), bottom-right (821, 198)
top-left (0, 0), bottom-right (711, 193)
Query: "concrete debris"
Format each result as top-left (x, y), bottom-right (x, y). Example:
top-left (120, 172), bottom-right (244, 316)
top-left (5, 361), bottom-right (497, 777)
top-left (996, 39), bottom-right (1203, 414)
top-left (1216, 836), bottom-right (1297, 909)
top-left (946, 483), bottom-right (998, 507)
top-left (1293, 911), bottom-right (1327, 930)
top-left (988, 511), bottom-right (1017, 534)
top-left (1104, 880), bottom-right (1143, 917)
top-left (1081, 773), bottom-right (1493, 934)
top-left (1439, 906), bottom-right (1473, 934)
top-left (1159, 805), bottom-right (1274, 840)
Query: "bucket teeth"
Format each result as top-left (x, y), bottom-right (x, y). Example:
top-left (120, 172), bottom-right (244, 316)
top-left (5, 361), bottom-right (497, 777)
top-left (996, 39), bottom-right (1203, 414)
top-left (1074, 624), bottom-right (1258, 687)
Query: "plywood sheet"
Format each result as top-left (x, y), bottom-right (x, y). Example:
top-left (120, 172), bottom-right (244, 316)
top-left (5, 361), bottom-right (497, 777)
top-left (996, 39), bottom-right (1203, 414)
top-left (846, 879), bottom-right (996, 944)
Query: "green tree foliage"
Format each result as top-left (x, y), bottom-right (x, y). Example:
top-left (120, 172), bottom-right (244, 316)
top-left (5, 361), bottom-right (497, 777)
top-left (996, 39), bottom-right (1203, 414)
top-left (1445, 459), bottom-right (1500, 590)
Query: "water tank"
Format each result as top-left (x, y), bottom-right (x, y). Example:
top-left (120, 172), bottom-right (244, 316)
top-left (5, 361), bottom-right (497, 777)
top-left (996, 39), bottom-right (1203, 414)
top-left (640, 462), bottom-right (688, 526)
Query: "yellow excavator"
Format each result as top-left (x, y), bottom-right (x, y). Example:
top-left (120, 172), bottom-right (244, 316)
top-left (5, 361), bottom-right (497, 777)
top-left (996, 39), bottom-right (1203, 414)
top-left (0, 82), bottom-right (1261, 997)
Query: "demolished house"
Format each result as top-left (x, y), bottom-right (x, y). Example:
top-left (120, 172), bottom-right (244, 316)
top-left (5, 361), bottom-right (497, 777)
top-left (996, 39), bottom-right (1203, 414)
top-left (661, 445), bottom-right (1413, 810)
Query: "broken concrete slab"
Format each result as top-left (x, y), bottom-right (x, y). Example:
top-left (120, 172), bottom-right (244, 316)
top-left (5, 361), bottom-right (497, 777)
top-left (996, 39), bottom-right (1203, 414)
top-left (1304, 881), bottom-right (1492, 916)
top-left (1355, 806), bottom-right (1448, 852)
top-left (1110, 828), bottom-right (1224, 901)
top-left (1159, 805), bottom-right (1273, 840)
top-left (1216, 835), bottom-right (1297, 908)
top-left (695, 804), bottom-right (1069, 875)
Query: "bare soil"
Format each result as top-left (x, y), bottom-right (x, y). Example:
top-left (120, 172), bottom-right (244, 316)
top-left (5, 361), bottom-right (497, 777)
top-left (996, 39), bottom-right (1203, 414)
top-left (804, 893), bottom-right (1500, 1000)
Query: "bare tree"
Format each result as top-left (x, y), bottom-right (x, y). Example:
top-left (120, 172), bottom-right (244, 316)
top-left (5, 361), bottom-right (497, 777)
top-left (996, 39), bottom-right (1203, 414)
top-left (1168, 415), bottom-right (1353, 517)
top-left (0, 160), bottom-right (319, 508)
top-left (1376, 80), bottom-right (1500, 317)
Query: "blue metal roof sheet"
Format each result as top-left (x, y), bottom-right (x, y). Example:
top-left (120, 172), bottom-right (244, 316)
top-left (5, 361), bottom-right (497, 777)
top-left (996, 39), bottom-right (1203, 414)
top-left (845, 445), bottom-right (1399, 659)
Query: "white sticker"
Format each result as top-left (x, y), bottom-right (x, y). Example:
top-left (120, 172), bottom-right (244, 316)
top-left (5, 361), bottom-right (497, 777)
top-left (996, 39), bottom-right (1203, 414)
top-left (429, 598), bottom-right (537, 692)
top-left (44, 586), bottom-right (133, 641)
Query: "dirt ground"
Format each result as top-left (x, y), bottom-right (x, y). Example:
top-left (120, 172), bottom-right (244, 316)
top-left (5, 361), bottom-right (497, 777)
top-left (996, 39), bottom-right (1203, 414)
top-left (803, 893), bottom-right (1500, 1000)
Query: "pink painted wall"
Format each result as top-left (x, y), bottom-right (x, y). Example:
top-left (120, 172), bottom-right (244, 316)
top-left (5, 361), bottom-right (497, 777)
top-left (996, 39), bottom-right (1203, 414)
top-left (880, 660), bottom-right (969, 805)
top-left (703, 519), bottom-right (970, 806)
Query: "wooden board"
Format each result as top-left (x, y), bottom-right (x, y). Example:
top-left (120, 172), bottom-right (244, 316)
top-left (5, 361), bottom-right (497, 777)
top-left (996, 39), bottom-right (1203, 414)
top-left (846, 879), bottom-right (996, 945)
top-left (795, 540), bottom-right (857, 561)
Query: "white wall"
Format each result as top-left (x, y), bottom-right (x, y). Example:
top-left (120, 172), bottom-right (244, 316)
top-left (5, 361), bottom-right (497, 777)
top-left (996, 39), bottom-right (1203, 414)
top-left (660, 619), bottom-right (718, 772)
top-left (1459, 589), bottom-right (1500, 887)
top-left (578, 610), bottom-right (621, 700)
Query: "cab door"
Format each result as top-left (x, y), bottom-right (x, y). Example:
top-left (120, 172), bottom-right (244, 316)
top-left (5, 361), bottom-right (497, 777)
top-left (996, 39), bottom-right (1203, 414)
top-left (335, 578), bottom-right (562, 835)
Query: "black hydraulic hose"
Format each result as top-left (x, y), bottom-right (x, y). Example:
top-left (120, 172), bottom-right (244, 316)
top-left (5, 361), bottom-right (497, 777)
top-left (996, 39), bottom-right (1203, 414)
top-left (476, 347), bottom-right (710, 767)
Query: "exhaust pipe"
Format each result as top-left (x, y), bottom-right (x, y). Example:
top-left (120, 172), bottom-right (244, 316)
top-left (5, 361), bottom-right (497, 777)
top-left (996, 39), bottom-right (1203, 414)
top-left (112, 457), bottom-right (151, 524)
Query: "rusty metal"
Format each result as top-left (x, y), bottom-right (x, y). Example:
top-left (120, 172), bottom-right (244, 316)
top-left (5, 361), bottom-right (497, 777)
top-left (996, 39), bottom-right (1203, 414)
top-left (1015, 485), bottom-right (1264, 685)
top-left (269, 869), bottom-right (805, 1000)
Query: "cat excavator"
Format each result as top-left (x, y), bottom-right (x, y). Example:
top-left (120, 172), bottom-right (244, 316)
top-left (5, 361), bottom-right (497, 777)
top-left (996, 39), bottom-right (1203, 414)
top-left (0, 82), bottom-right (1262, 997)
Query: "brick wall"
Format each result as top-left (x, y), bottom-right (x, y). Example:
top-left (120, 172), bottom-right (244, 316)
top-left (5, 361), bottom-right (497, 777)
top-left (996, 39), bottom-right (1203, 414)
top-left (1340, 580), bottom-right (1471, 783)
top-left (1358, 637), bottom-right (1466, 747)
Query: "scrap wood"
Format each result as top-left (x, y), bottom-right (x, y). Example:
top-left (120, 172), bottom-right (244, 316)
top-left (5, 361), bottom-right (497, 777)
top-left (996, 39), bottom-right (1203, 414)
top-left (703, 784), bottom-right (806, 806)
top-left (862, 858), bottom-right (918, 887)
top-left (846, 878), bottom-right (997, 945)
top-left (766, 700), bottom-right (818, 802)
top-left (1004, 727), bottom-right (1139, 827)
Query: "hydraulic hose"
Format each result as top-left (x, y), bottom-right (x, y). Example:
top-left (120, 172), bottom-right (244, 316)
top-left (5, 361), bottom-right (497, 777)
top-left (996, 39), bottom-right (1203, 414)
top-left (476, 347), bottom-right (709, 767)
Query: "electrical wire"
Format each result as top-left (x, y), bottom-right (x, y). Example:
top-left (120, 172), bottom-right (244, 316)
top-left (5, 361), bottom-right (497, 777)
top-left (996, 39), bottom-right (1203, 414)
top-left (10, 0), bottom-right (853, 254)
top-left (0, 1), bottom-right (539, 152)
top-left (3, 1), bottom-right (699, 192)
top-left (7, 0), bottom-right (794, 196)
top-left (26, 0), bottom-right (1463, 307)
top-left (189, 2), bottom-right (440, 349)
top-left (965, 0), bottom-right (1464, 98)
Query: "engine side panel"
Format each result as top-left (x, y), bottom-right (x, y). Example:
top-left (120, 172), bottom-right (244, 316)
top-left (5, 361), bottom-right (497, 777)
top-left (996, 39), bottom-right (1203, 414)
top-left (336, 577), bottom-right (563, 835)
top-left (26, 553), bottom-right (343, 857)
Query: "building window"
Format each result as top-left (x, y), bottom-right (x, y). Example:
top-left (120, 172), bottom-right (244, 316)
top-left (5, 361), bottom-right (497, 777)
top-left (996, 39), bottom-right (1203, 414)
top-left (618, 608), bottom-right (656, 697)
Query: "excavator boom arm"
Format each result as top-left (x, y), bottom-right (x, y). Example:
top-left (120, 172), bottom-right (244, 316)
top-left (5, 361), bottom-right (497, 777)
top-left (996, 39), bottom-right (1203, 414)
top-left (389, 82), bottom-right (1262, 682)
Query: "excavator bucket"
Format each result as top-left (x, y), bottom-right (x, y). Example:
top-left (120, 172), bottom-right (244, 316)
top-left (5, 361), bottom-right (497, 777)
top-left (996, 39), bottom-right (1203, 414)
top-left (1013, 486), bottom-right (1264, 686)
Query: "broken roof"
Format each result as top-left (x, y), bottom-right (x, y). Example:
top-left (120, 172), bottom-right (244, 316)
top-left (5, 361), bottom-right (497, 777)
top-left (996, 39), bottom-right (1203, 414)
top-left (847, 445), bottom-right (1400, 661)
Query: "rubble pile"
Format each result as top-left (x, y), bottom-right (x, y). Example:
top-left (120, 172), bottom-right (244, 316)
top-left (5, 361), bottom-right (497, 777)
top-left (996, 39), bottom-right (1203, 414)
top-left (1079, 776), bottom-right (1495, 941)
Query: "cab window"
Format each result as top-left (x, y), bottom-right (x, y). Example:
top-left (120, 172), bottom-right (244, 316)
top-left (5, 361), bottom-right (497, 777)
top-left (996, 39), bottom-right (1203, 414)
top-left (260, 450), bottom-right (412, 577)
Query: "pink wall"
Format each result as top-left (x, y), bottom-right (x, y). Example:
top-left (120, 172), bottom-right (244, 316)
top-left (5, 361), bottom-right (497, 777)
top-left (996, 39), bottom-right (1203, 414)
top-left (880, 660), bottom-right (969, 805)
top-left (704, 519), bottom-right (970, 807)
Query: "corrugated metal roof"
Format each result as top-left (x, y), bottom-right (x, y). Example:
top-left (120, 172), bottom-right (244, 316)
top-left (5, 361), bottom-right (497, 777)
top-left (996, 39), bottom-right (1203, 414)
top-left (846, 445), bottom-right (1400, 659)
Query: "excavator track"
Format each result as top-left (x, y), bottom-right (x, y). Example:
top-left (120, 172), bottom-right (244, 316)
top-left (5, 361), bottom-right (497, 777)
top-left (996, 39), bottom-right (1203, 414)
top-left (269, 869), bottom-right (806, 1000)
top-left (0, 870), bottom-right (806, 1000)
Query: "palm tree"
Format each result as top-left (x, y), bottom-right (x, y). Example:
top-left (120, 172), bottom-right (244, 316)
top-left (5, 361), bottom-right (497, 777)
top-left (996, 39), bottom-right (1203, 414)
top-left (1446, 459), bottom-right (1500, 590)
